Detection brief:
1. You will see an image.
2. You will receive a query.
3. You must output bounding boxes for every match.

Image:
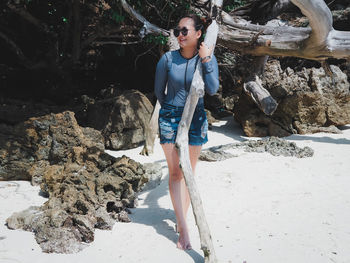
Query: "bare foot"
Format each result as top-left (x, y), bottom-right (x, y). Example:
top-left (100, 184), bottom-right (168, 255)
top-left (176, 229), bottom-right (192, 250)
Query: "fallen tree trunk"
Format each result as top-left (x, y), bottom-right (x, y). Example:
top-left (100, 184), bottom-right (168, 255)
top-left (219, 0), bottom-right (350, 60)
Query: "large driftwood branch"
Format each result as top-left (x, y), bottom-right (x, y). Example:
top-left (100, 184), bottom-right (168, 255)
top-left (219, 0), bottom-right (350, 60)
top-left (175, 1), bottom-right (222, 261)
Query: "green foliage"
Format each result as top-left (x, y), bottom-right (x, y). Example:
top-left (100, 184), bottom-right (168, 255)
top-left (145, 34), bottom-right (168, 45)
top-left (110, 11), bottom-right (125, 24)
top-left (224, 0), bottom-right (247, 12)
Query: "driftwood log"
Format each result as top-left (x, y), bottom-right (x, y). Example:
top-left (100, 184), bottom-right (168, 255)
top-left (174, 2), bottom-right (222, 262)
top-left (218, 1), bottom-right (350, 60)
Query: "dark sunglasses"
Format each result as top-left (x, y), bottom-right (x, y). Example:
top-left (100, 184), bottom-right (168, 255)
top-left (174, 27), bottom-right (189, 37)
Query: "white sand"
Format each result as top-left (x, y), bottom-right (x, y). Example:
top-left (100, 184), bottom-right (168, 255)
top-left (1, 116), bottom-right (350, 263)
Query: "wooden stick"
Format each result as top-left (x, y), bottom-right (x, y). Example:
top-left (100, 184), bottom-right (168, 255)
top-left (175, 4), bottom-right (221, 260)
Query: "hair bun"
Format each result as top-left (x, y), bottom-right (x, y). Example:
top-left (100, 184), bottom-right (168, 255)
top-left (200, 17), bottom-right (212, 31)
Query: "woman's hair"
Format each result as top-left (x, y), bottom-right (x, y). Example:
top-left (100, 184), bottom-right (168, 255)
top-left (178, 14), bottom-right (211, 46)
top-left (179, 14), bottom-right (211, 33)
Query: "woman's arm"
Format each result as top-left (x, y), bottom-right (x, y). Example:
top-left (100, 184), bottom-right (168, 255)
top-left (154, 53), bottom-right (168, 105)
top-left (202, 54), bottom-right (219, 96)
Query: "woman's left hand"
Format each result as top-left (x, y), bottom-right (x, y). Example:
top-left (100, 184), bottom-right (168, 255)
top-left (199, 42), bottom-right (214, 60)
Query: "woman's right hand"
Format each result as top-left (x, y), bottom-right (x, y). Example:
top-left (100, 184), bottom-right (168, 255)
top-left (199, 42), bottom-right (214, 63)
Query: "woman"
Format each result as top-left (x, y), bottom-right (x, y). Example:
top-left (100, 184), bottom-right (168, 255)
top-left (154, 14), bottom-right (219, 250)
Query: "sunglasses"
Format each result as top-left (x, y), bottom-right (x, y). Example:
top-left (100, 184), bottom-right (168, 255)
top-left (174, 27), bottom-right (189, 37)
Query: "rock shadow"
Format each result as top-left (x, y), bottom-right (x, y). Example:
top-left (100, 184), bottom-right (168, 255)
top-left (287, 134), bottom-right (350, 145)
top-left (209, 115), bottom-right (246, 143)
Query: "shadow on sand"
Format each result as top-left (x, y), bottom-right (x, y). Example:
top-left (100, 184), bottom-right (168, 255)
top-left (287, 134), bottom-right (350, 145)
top-left (209, 115), bottom-right (246, 142)
top-left (129, 172), bottom-right (204, 262)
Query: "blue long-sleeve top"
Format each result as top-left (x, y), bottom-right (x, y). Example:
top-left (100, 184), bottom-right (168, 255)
top-left (154, 49), bottom-right (219, 107)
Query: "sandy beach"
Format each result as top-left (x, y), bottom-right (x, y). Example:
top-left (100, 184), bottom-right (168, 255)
top-left (1, 116), bottom-right (350, 263)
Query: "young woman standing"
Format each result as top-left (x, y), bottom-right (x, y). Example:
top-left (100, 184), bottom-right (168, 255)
top-left (154, 14), bottom-right (219, 250)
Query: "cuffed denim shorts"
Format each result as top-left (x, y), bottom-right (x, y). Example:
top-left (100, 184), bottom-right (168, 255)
top-left (158, 103), bottom-right (208, 146)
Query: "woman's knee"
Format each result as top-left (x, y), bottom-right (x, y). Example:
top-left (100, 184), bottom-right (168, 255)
top-left (169, 170), bottom-right (183, 182)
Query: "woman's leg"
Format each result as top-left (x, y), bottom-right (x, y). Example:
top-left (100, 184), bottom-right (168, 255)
top-left (182, 145), bottom-right (202, 219)
top-left (161, 143), bottom-right (202, 250)
top-left (162, 143), bottom-right (192, 250)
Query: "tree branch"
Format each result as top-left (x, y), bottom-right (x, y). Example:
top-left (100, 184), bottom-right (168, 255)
top-left (218, 1), bottom-right (350, 61)
top-left (119, 0), bottom-right (170, 37)
top-left (291, 0), bottom-right (332, 48)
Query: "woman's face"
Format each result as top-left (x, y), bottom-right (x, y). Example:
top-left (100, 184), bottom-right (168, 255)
top-left (176, 18), bottom-right (201, 49)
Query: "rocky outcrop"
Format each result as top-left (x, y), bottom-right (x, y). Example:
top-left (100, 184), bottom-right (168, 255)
top-left (85, 89), bottom-right (153, 150)
top-left (199, 137), bottom-right (314, 162)
top-left (234, 60), bottom-right (350, 137)
top-left (1, 111), bottom-right (149, 253)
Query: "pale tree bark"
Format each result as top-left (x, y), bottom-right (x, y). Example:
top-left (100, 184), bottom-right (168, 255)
top-left (219, 0), bottom-right (350, 60)
top-left (175, 1), bottom-right (222, 262)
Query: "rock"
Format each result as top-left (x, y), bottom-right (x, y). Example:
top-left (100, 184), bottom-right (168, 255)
top-left (200, 137), bottom-right (314, 161)
top-left (0, 98), bottom-right (86, 126)
top-left (1, 111), bottom-right (148, 253)
top-left (86, 89), bottom-right (153, 150)
top-left (234, 60), bottom-right (350, 137)
top-left (243, 137), bottom-right (314, 158)
top-left (199, 150), bottom-right (237, 162)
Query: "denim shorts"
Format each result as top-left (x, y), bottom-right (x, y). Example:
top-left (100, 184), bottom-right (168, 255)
top-left (158, 103), bottom-right (208, 146)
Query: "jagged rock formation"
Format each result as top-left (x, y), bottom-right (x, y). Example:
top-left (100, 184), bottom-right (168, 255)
top-left (1, 111), bottom-right (150, 253)
top-left (199, 136), bottom-right (314, 162)
top-left (234, 60), bottom-right (350, 137)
